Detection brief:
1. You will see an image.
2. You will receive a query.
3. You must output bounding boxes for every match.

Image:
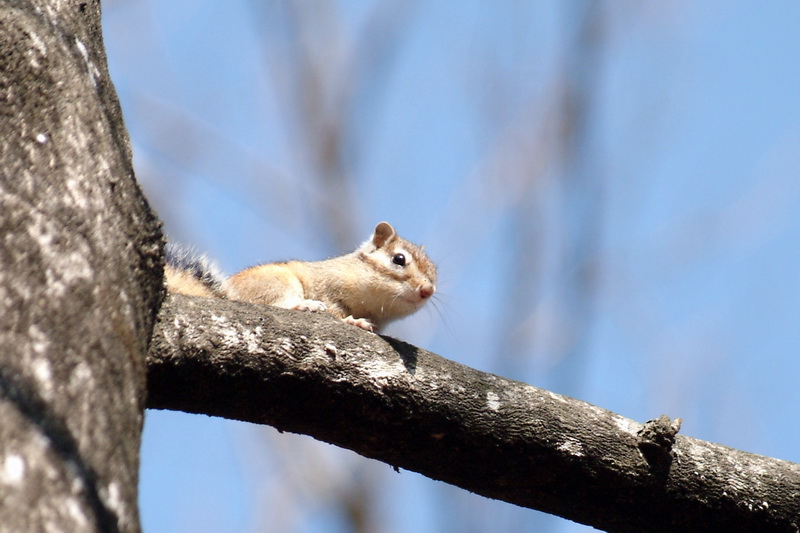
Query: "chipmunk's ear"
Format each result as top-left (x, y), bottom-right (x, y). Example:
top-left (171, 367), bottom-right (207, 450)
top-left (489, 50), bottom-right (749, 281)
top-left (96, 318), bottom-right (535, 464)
top-left (372, 221), bottom-right (396, 248)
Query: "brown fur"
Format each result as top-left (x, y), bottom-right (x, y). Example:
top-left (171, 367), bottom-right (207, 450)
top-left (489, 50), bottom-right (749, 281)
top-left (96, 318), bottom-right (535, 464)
top-left (168, 222), bottom-right (437, 332)
top-left (165, 265), bottom-right (220, 298)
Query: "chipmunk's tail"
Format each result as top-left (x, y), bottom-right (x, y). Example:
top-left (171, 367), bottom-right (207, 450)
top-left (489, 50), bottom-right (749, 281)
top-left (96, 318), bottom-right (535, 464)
top-left (164, 242), bottom-right (227, 298)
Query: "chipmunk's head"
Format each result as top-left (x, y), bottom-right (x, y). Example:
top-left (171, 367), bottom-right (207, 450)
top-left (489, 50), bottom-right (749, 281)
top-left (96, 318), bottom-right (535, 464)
top-left (358, 222), bottom-right (437, 320)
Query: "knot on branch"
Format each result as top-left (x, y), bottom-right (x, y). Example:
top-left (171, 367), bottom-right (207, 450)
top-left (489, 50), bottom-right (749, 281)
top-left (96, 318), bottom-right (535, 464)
top-left (638, 414), bottom-right (682, 473)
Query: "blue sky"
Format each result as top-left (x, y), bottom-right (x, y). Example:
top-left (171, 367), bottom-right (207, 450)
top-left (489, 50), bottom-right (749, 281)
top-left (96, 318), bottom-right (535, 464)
top-left (104, 1), bottom-right (800, 531)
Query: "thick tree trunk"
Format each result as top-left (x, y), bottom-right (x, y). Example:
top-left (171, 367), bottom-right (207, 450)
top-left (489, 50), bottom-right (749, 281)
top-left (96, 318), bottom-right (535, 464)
top-left (0, 2), bottom-right (162, 532)
top-left (149, 295), bottom-right (800, 533)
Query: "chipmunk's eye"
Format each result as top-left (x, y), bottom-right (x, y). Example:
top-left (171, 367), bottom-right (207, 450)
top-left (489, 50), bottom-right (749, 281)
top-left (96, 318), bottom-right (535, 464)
top-left (392, 253), bottom-right (406, 266)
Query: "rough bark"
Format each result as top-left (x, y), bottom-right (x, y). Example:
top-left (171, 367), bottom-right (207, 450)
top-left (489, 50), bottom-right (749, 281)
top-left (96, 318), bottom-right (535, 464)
top-left (0, 2), bottom-right (162, 532)
top-left (149, 295), bottom-right (800, 533)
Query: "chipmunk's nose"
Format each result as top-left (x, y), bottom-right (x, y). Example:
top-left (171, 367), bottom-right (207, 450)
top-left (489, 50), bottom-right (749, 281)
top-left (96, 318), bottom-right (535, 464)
top-left (419, 283), bottom-right (435, 300)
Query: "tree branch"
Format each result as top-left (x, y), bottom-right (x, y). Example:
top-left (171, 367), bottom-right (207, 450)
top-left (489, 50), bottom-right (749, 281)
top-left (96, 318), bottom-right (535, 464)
top-left (148, 295), bottom-right (800, 532)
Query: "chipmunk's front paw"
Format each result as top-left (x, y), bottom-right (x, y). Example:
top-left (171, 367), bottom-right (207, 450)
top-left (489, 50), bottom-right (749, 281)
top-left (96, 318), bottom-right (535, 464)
top-left (291, 299), bottom-right (327, 313)
top-left (343, 315), bottom-right (376, 332)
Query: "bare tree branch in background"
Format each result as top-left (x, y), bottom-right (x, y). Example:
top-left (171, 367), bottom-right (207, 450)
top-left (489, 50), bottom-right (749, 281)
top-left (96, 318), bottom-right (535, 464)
top-left (491, 2), bottom-right (607, 388)
top-left (250, 0), bottom-right (416, 252)
top-left (547, 2), bottom-right (607, 394)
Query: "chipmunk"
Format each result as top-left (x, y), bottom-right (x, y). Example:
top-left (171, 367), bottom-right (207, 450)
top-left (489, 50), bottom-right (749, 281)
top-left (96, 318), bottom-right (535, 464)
top-left (165, 222), bottom-right (437, 333)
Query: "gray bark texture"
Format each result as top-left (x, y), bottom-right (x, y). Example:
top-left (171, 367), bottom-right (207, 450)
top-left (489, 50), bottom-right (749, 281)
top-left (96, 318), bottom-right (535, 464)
top-left (149, 295), bottom-right (800, 533)
top-left (0, 2), bottom-right (162, 532)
